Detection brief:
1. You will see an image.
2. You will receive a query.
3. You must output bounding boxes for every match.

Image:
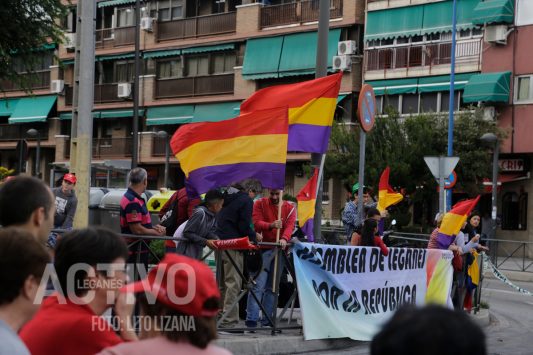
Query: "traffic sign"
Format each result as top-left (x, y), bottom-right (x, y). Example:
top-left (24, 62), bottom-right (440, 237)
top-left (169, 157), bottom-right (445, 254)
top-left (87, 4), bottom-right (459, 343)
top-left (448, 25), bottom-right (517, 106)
top-left (358, 84), bottom-right (376, 132)
top-left (444, 170), bottom-right (457, 189)
top-left (424, 156), bottom-right (459, 180)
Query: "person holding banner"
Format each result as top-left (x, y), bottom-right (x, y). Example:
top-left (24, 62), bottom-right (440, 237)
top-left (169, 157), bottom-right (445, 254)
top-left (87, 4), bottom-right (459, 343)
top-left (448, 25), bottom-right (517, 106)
top-left (245, 189), bottom-right (296, 331)
top-left (351, 218), bottom-right (389, 256)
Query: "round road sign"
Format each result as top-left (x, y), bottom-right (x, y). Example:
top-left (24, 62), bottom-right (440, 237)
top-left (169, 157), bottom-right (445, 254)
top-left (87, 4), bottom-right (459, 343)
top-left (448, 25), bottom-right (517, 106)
top-left (444, 170), bottom-right (457, 189)
top-left (358, 84), bottom-right (376, 132)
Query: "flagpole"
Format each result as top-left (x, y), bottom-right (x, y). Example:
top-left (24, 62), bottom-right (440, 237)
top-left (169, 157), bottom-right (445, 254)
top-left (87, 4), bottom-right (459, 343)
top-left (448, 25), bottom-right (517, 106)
top-left (272, 190), bottom-right (284, 293)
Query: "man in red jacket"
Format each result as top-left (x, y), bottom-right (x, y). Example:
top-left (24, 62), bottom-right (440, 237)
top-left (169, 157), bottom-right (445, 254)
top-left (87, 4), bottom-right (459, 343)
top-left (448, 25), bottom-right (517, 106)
top-left (245, 189), bottom-right (296, 331)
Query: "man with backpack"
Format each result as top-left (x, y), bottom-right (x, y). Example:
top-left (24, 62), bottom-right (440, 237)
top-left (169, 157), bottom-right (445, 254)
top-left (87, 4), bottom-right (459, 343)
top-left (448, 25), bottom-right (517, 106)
top-left (158, 187), bottom-right (200, 253)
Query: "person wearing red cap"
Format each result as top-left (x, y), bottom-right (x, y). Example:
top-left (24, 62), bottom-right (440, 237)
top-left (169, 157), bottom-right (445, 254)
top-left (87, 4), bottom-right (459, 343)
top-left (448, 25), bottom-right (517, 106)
top-left (52, 172), bottom-right (78, 230)
top-left (98, 254), bottom-right (231, 355)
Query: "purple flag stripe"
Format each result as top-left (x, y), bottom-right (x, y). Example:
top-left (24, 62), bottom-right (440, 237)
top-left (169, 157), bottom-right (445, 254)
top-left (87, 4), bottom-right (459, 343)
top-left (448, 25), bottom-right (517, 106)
top-left (186, 162), bottom-right (286, 197)
top-left (288, 124), bottom-right (331, 154)
top-left (301, 218), bottom-right (314, 242)
top-left (435, 232), bottom-right (455, 250)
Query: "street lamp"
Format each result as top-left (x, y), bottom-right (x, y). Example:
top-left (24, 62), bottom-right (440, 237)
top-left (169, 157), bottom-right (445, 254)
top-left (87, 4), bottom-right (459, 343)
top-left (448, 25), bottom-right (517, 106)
top-left (27, 128), bottom-right (41, 178)
top-left (156, 131), bottom-right (169, 188)
top-left (480, 132), bottom-right (499, 247)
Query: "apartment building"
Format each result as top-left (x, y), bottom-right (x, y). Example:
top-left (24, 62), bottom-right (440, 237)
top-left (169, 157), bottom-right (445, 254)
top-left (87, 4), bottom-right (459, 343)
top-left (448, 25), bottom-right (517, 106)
top-left (364, 0), bottom-right (532, 244)
top-left (0, 0), bottom-right (366, 221)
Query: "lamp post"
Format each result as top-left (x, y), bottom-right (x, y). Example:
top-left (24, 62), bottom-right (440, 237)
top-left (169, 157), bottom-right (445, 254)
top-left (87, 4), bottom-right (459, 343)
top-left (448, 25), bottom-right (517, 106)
top-left (480, 132), bottom-right (499, 248)
top-left (156, 131), bottom-right (169, 188)
top-left (27, 128), bottom-right (41, 178)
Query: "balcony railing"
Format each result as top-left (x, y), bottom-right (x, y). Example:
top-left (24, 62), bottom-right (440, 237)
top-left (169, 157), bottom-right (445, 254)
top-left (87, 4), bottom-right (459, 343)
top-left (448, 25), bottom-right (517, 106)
top-left (0, 71), bottom-right (51, 92)
top-left (154, 74), bottom-right (234, 99)
top-left (95, 26), bottom-right (135, 49)
top-left (65, 83), bottom-right (127, 105)
top-left (156, 12), bottom-right (236, 41)
top-left (260, 0), bottom-right (343, 28)
top-left (65, 137), bottom-right (133, 159)
top-left (0, 124), bottom-right (49, 141)
top-left (152, 136), bottom-right (167, 156)
top-left (365, 38), bottom-right (482, 72)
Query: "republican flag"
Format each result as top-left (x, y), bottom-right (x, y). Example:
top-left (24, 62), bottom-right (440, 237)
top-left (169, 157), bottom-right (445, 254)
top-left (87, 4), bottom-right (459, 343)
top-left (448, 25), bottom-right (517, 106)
top-left (435, 196), bottom-right (480, 249)
top-left (377, 167), bottom-right (403, 212)
top-left (240, 72), bottom-right (343, 154)
top-left (170, 107), bottom-right (288, 197)
top-left (296, 168), bottom-right (318, 242)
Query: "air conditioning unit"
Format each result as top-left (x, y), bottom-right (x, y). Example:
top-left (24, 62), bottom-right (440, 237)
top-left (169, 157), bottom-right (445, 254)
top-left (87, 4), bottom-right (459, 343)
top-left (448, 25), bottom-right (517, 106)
top-left (483, 106), bottom-right (496, 121)
top-left (50, 80), bottom-right (64, 94)
top-left (140, 17), bottom-right (153, 31)
top-left (338, 40), bottom-right (357, 55)
top-left (485, 25), bottom-right (509, 44)
top-left (64, 33), bottom-right (76, 51)
top-left (117, 83), bottom-right (131, 98)
top-left (332, 55), bottom-right (352, 72)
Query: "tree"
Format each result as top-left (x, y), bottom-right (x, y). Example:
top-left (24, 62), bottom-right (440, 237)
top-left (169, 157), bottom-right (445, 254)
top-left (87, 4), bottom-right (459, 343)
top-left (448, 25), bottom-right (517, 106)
top-left (0, 0), bottom-right (66, 90)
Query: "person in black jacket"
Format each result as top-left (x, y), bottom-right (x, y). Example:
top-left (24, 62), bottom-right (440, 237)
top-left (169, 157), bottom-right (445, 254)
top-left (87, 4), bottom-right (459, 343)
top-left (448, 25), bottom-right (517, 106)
top-left (216, 182), bottom-right (257, 330)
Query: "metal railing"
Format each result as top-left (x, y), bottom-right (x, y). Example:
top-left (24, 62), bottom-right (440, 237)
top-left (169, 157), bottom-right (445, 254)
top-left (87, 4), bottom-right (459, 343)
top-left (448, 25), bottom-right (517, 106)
top-left (65, 83), bottom-right (126, 105)
top-left (64, 137), bottom-right (133, 159)
top-left (95, 26), bottom-right (136, 49)
top-left (365, 38), bottom-right (482, 72)
top-left (156, 12), bottom-right (236, 41)
top-left (154, 73), bottom-right (234, 98)
top-left (0, 71), bottom-right (51, 91)
top-left (260, 0), bottom-right (343, 28)
top-left (0, 124), bottom-right (49, 141)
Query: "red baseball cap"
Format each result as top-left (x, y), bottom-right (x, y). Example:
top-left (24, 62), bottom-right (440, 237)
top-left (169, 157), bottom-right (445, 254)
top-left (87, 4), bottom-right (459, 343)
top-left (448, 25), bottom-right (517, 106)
top-left (122, 253), bottom-right (220, 317)
top-left (63, 173), bottom-right (77, 184)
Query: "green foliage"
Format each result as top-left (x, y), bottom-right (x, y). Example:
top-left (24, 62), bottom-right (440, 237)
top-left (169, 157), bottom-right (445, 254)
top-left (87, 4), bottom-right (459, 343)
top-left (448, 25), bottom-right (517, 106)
top-left (0, 0), bottom-right (67, 90)
top-left (283, 193), bottom-right (297, 203)
top-left (149, 239), bottom-right (165, 264)
top-left (0, 167), bottom-right (15, 181)
top-left (326, 109), bottom-right (502, 226)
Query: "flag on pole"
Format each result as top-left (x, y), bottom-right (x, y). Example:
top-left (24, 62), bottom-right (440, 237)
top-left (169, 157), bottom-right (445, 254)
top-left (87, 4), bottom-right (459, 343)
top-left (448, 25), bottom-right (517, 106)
top-left (297, 168), bottom-right (319, 242)
top-left (170, 107), bottom-right (288, 197)
top-left (240, 72), bottom-right (343, 154)
top-left (435, 196), bottom-right (480, 249)
top-left (377, 167), bottom-right (404, 212)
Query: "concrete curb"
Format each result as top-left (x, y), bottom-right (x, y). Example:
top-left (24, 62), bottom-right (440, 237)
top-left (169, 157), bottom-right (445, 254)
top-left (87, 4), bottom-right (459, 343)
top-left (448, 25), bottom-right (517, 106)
top-left (216, 334), bottom-right (361, 355)
top-left (470, 309), bottom-right (490, 328)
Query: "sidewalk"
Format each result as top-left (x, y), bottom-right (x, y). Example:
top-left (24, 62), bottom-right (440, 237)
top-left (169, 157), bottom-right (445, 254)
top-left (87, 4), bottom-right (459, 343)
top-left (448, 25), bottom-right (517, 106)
top-left (484, 256), bottom-right (533, 282)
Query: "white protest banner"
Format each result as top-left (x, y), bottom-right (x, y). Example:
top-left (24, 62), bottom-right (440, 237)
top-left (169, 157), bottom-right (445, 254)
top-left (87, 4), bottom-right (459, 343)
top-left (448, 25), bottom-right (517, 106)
top-left (292, 242), bottom-right (453, 341)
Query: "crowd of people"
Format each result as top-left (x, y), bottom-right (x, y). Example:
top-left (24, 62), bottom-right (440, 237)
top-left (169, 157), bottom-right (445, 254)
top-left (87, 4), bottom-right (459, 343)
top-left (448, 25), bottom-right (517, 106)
top-left (0, 173), bottom-right (488, 354)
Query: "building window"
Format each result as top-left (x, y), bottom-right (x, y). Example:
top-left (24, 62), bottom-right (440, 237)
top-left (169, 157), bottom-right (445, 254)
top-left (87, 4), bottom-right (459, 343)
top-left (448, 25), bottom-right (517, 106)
top-left (517, 0), bottom-right (533, 26)
top-left (186, 56), bottom-right (209, 76)
top-left (420, 92), bottom-right (439, 113)
top-left (502, 192), bottom-right (527, 230)
top-left (375, 96), bottom-right (383, 115)
top-left (212, 53), bottom-right (236, 74)
top-left (117, 7), bottom-right (135, 27)
top-left (156, 0), bottom-right (184, 21)
top-left (384, 95), bottom-right (400, 112)
top-left (402, 94), bottom-right (419, 114)
top-left (114, 62), bottom-right (135, 82)
top-left (514, 75), bottom-right (533, 103)
top-left (157, 58), bottom-right (183, 79)
top-left (440, 92), bottom-right (460, 112)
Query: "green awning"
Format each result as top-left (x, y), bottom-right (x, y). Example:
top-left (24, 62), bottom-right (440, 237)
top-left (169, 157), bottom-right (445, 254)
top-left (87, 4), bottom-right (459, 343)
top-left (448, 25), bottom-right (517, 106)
top-left (8, 95), bottom-right (56, 124)
top-left (0, 98), bottom-right (19, 117)
top-left (417, 73), bottom-right (475, 93)
top-left (463, 71), bottom-right (511, 103)
top-left (96, 53), bottom-right (135, 61)
top-left (98, 0), bottom-right (135, 8)
top-left (146, 105), bottom-right (194, 126)
top-left (192, 102), bottom-right (241, 123)
top-left (60, 109), bottom-right (144, 120)
top-left (366, 78), bottom-right (419, 96)
top-left (365, 6), bottom-right (424, 41)
top-left (182, 43), bottom-right (234, 54)
top-left (366, 0), bottom-right (479, 41)
top-left (144, 49), bottom-right (181, 59)
top-left (62, 59), bottom-right (74, 65)
top-left (472, 0), bottom-right (515, 25)
top-left (278, 29), bottom-right (341, 76)
top-left (242, 36), bottom-right (284, 80)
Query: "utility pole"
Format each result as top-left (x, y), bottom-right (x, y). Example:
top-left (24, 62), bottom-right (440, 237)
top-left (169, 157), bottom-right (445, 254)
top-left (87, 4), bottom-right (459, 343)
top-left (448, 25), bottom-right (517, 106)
top-left (446, 0), bottom-right (458, 211)
top-left (71, 0), bottom-right (96, 228)
top-left (131, 0), bottom-right (141, 168)
top-left (313, 0), bottom-right (330, 242)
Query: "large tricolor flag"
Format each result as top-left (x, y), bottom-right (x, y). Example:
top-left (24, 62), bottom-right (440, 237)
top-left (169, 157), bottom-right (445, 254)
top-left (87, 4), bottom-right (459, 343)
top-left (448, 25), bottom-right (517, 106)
top-left (435, 196), bottom-right (480, 249)
top-left (170, 107), bottom-right (288, 197)
top-left (377, 167), bottom-right (403, 212)
top-left (296, 168), bottom-right (319, 242)
top-left (240, 72), bottom-right (343, 154)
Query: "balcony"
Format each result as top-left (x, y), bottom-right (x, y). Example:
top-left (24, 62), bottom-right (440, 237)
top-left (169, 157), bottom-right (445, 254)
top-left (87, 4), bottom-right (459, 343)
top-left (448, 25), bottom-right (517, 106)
top-left (0, 71), bottom-right (51, 92)
top-left (260, 0), bottom-right (343, 28)
top-left (154, 74), bottom-right (234, 99)
top-left (156, 12), bottom-right (236, 42)
top-left (365, 38), bottom-right (482, 73)
top-left (65, 83), bottom-right (128, 106)
top-left (64, 137), bottom-right (132, 159)
top-left (0, 124), bottom-right (49, 142)
top-left (152, 136), bottom-right (166, 157)
top-left (95, 26), bottom-right (136, 49)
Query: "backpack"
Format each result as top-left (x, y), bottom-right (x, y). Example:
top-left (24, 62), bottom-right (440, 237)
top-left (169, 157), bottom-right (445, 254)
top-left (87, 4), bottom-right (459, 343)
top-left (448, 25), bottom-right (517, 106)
top-left (159, 192), bottom-right (181, 236)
